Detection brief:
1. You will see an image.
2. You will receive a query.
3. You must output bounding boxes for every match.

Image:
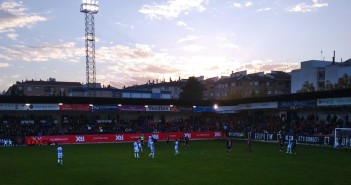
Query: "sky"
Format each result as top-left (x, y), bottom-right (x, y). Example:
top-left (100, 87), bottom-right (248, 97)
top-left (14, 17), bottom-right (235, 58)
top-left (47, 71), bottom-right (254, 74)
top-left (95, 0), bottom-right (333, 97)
top-left (0, 0), bottom-right (350, 92)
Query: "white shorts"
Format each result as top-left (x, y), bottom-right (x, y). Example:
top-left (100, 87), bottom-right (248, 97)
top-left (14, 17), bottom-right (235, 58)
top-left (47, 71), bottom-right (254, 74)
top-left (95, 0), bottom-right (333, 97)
top-left (134, 148), bottom-right (139, 153)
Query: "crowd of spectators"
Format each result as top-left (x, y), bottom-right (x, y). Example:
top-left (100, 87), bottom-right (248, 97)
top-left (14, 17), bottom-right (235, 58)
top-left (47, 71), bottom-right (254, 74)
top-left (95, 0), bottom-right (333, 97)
top-left (0, 112), bottom-right (347, 138)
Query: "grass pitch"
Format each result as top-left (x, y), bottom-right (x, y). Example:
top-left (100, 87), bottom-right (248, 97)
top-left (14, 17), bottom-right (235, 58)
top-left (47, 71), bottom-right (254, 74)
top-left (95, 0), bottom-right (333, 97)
top-left (1, 140), bottom-right (350, 185)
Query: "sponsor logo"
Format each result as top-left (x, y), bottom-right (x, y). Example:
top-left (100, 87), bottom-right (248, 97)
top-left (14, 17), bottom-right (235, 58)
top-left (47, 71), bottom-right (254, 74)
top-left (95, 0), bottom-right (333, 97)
top-left (228, 132), bottom-right (244, 137)
top-left (184, 133), bottom-right (191, 138)
top-left (255, 133), bottom-right (265, 140)
top-left (76, 136), bottom-right (85, 142)
top-left (214, 132), bottom-right (222, 137)
top-left (116, 135), bottom-right (124, 141)
top-left (31, 137), bottom-right (42, 141)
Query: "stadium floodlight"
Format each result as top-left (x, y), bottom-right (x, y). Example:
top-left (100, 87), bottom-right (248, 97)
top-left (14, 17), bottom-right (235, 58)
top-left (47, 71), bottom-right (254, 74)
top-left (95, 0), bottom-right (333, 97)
top-left (80, 0), bottom-right (99, 13)
top-left (80, 0), bottom-right (99, 97)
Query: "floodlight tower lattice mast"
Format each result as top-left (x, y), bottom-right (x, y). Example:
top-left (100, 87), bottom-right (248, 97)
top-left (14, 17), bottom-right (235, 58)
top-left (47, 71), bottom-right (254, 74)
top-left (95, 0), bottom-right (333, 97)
top-left (80, 0), bottom-right (99, 97)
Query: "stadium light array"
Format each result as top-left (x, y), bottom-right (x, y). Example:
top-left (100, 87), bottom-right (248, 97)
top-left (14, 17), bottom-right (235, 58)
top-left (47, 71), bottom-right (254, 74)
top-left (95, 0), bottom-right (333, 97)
top-left (80, 0), bottom-right (99, 13)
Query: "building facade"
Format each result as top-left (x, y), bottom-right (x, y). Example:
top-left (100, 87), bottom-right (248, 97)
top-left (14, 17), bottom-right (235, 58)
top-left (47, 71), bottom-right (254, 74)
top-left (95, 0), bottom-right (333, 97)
top-left (291, 59), bottom-right (351, 93)
top-left (213, 71), bottom-right (291, 100)
top-left (6, 78), bottom-right (83, 96)
top-left (6, 78), bottom-right (172, 99)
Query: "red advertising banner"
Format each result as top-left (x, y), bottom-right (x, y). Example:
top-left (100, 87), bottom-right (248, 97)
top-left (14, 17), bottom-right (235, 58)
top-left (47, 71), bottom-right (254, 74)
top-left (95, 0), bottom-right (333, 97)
top-left (59, 104), bottom-right (91, 111)
top-left (26, 131), bottom-right (224, 145)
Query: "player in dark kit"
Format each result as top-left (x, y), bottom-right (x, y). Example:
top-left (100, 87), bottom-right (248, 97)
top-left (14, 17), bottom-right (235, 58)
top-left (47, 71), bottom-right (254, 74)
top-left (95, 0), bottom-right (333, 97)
top-left (166, 135), bottom-right (170, 144)
top-left (245, 137), bottom-right (251, 152)
top-left (226, 138), bottom-right (233, 156)
top-left (338, 134), bottom-right (342, 149)
top-left (279, 136), bottom-right (284, 152)
top-left (179, 136), bottom-right (184, 148)
top-left (185, 135), bottom-right (189, 149)
top-left (292, 137), bottom-right (297, 155)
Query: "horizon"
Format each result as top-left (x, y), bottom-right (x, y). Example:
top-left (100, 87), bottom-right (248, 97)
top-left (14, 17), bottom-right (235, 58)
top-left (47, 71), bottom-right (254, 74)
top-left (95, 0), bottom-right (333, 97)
top-left (0, 0), bottom-right (350, 92)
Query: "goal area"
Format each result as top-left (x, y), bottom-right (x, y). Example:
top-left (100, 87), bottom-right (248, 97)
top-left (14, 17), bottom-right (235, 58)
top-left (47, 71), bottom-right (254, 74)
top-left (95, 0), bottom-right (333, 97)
top-left (334, 128), bottom-right (351, 148)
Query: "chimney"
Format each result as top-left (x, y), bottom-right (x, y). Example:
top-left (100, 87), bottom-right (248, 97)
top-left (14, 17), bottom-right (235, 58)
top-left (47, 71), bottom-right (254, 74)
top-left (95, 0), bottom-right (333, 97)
top-left (332, 50), bottom-right (335, 64)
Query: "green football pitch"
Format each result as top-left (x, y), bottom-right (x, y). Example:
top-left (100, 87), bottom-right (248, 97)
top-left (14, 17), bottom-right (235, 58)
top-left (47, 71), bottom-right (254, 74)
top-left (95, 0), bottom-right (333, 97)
top-left (1, 140), bottom-right (350, 185)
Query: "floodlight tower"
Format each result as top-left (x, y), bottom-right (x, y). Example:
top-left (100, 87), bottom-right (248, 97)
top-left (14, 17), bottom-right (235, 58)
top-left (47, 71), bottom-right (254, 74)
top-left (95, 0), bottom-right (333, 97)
top-left (80, 0), bottom-right (99, 96)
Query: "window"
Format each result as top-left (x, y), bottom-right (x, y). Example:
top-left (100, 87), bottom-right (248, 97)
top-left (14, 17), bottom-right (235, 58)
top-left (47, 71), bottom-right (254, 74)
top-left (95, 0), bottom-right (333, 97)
top-left (27, 86), bottom-right (32, 92)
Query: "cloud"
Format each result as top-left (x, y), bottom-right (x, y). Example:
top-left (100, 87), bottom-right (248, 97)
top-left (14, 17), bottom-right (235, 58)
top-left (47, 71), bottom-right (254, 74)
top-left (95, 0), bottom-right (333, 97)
top-left (115, 22), bottom-right (134, 30)
top-left (232, 3), bottom-right (242, 8)
top-left (182, 44), bottom-right (205, 52)
top-left (0, 62), bottom-right (10, 68)
top-left (0, 1), bottom-right (47, 34)
top-left (177, 35), bottom-right (200, 43)
top-left (287, 0), bottom-right (328, 13)
top-left (139, 0), bottom-right (207, 20)
top-left (177, 21), bottom-right (187, 27)
top-left (245, 2), bottom-right (253, 7)
top-left (233, 59), bottom-right (299, 74)
top-left (0, 42), bottom-right (83, 62)
top-left (257, 7), bottom-right (271, 12)
top-left (231, 1), bottom-right (253, 9)
top-left (219, 43), bottom-right (241, 51)
top-left (97, 44), bottom-right (156, 62)
top-left (177, 21), bottom-right (195, 31)
top-left (6, 33), bottom-right (18, 40)
top-left (95, 45), bottom-right (184, 87)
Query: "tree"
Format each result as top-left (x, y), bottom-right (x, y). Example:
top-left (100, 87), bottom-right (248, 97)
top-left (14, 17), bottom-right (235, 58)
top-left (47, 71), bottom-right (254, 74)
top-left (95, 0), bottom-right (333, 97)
top-left (179, 77), bottom-right (204, 100)
top-left (324, 74), bottom-right (351, 91)
top-left (335, 73), bottom-right (351, 89)
top-left (325, 80), bottom-right (335, 91)
top-left (297, 81), bottom-right (315, 93)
